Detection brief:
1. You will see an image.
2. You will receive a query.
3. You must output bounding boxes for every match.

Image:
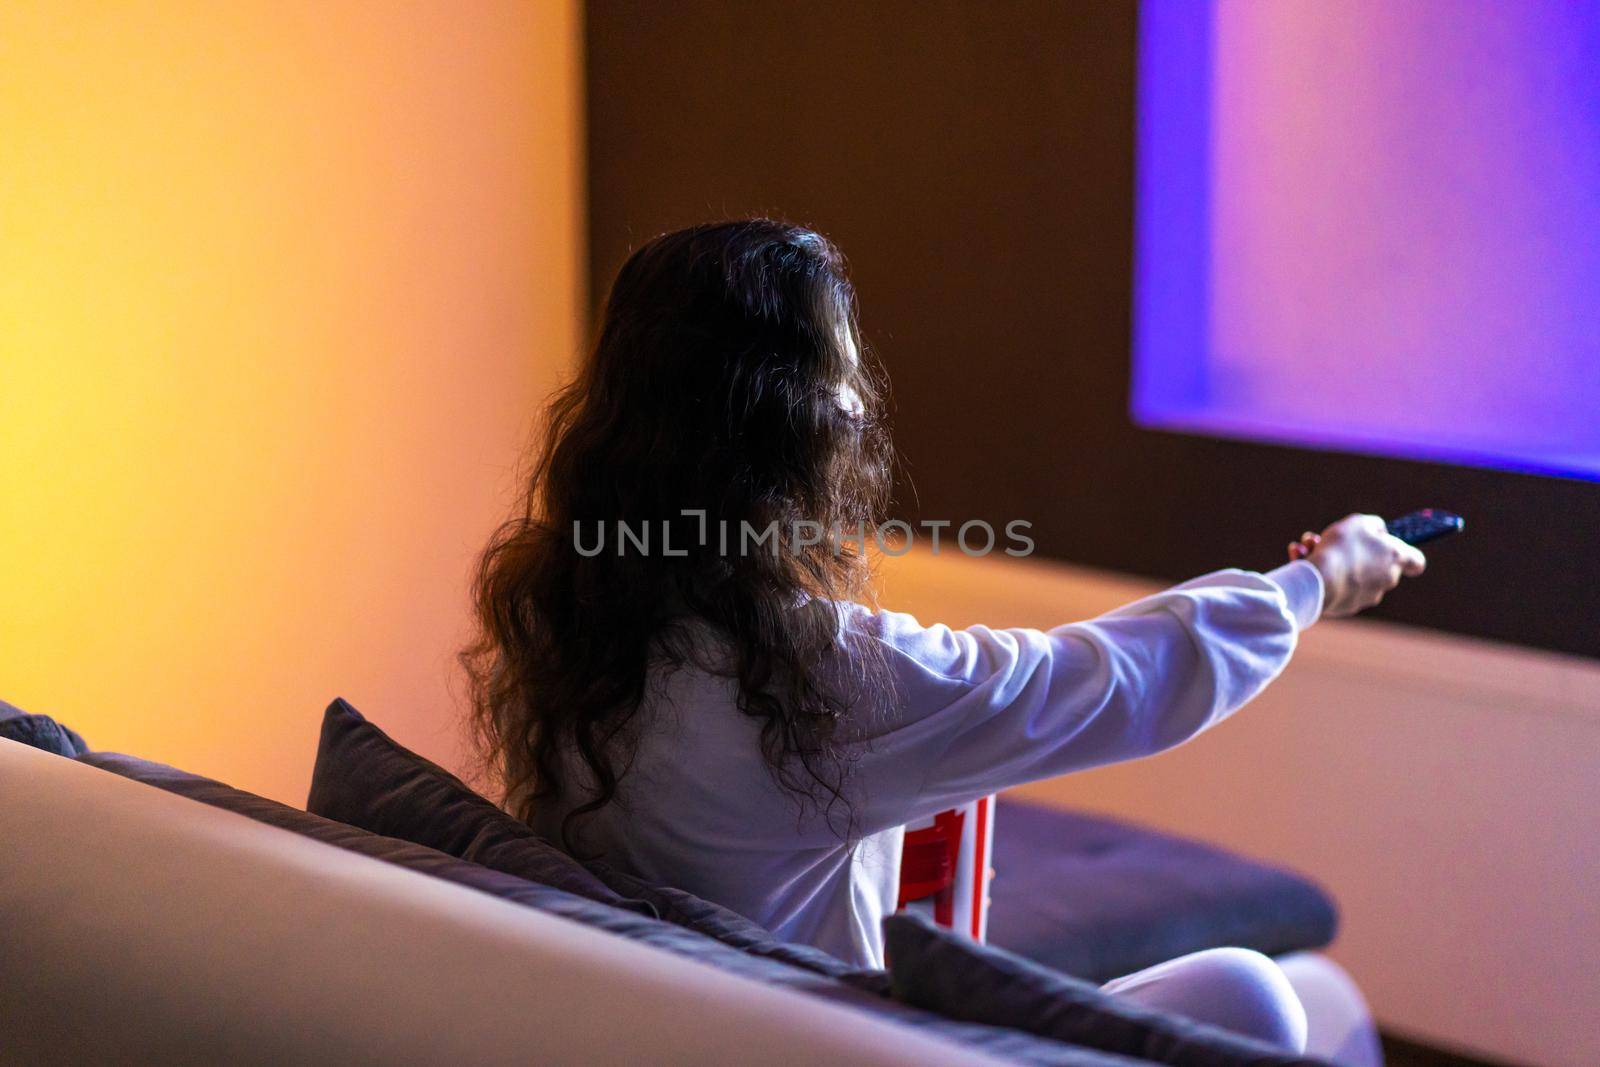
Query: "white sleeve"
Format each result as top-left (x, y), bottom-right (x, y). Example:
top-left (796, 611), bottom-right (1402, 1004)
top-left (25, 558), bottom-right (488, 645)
top-left (848, 561), bottom-right (1324, 829)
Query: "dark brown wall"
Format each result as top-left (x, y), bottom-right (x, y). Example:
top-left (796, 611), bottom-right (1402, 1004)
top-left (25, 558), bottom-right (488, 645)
top-left (585, 0), bottom-right (1600, 658)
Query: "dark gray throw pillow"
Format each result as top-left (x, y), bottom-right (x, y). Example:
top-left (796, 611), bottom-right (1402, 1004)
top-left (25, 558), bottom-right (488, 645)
top-left (0, 698), bottom-right (88, 757)
top-left (884, 913), bottom-right (1335, 1067)
top-left (306, 697), bottom-right (654, 916)
top-left (306, 698), bottom-right (883, 984)
top-left (987, 799), bottom-right (1338, 984)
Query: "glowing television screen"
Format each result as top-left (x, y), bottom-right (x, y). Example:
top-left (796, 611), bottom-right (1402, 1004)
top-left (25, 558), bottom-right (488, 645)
top-left (1132, 0), bottom-right (1600, 480)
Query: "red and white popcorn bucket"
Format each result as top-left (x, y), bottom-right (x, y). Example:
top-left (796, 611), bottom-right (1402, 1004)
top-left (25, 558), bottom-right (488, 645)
top-left (896, 795), bottom-right (996, 941)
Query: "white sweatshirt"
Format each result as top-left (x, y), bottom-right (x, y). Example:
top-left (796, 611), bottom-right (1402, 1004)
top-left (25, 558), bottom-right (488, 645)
top-left (529, 560), bottom-right (1325, 969)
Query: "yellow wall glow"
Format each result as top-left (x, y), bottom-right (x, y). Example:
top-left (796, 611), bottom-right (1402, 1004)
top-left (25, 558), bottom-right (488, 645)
top-left (0, 0), bottom-right (583, 803)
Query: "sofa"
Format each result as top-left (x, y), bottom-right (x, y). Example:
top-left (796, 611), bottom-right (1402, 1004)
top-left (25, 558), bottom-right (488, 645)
top-left (0, 700), bottom-right (1363, 1065)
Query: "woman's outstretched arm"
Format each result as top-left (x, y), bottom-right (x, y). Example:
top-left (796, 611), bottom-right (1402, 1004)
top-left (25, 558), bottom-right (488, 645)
top-left (848, 514), bottom-right (1424, 830)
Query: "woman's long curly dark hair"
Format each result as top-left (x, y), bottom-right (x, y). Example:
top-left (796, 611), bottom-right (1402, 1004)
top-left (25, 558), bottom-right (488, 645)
top-left (462, 220), bottom-right (894, 852)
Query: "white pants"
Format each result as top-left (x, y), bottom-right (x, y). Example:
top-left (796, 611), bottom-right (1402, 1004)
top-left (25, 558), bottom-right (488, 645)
top-left (1102, 949), bottom-right (1383, 1067)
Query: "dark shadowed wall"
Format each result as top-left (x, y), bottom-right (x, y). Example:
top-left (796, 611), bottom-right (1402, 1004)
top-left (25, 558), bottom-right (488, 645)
top-left (585, 0), bottom-right (1600, 657)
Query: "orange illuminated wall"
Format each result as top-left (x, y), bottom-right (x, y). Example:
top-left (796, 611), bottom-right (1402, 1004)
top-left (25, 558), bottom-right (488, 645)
top-left (0, 0), bottom-right (583, 803)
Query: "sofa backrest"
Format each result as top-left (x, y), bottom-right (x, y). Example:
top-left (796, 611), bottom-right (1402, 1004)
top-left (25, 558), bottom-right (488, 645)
top-left (0, 739), bottom-right (1002, 1066)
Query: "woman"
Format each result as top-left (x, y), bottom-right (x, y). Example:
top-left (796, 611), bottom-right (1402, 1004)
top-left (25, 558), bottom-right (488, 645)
top-left (463, 219), bottom-right (1423, 1053)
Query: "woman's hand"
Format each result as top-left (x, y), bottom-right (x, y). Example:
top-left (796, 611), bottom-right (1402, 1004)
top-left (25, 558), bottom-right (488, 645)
top-left (1288, 514), bottom-right (1427, 618)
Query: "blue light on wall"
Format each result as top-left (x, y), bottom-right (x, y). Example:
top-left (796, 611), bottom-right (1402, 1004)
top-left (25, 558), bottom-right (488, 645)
top-left (1132, 0), bottom-right (1600, 481)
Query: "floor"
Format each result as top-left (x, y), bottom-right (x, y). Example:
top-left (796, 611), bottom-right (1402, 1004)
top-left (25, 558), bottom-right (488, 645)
top-left (1380, 1032), bottom-right (1522, 1067)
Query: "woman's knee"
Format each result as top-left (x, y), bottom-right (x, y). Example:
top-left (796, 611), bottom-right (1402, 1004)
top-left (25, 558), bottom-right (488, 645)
top-left (1105, 947), bottom-right (1309, 1053)
top-left (1175, 948), bottom-right (1308, 1052)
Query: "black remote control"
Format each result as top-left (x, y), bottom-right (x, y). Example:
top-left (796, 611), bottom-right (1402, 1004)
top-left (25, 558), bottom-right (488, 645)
top-left (1385, 509), bottom-right (1465, 546)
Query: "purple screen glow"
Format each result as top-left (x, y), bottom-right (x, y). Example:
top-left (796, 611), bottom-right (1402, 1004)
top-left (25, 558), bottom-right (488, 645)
top-left (1133, 1), bottom-right (1600, 480)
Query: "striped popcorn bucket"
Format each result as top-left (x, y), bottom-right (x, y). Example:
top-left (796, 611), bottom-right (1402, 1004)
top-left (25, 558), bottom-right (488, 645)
top-left (896, 795), bottom-right (996, 942)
